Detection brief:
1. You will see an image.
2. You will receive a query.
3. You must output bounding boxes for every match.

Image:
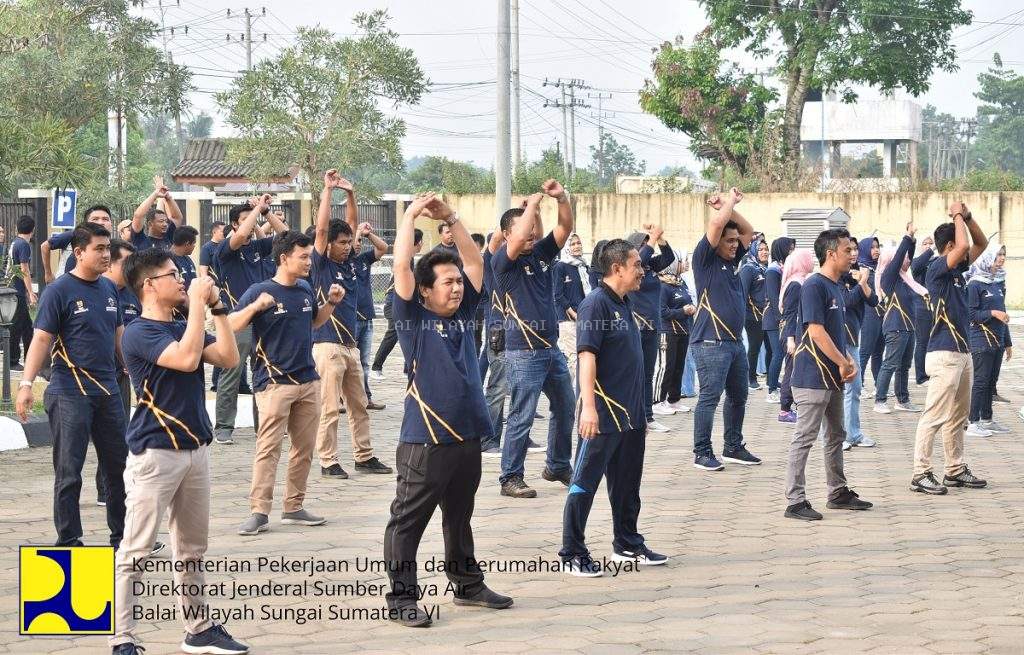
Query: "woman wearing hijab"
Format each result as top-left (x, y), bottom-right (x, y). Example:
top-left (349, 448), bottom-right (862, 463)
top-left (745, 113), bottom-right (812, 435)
top-left (655, 255), bottom-right (696, 414)
top-left (553, 233), bottom-right (591, 379)
top-left (764, 237), bottom-right (795, 402)
top-left (778, 248), bottom-right (816, 423)
top-left (856, 236), bottom-right (884, 396)
top-left (967, 242), bottom-right (1012, 436)
top-left (873, 223), bottom-right (926, 415)
top-left (910, 235), bottom-right (936, 385)
top-left (740, 238), bottom-right (770, 391)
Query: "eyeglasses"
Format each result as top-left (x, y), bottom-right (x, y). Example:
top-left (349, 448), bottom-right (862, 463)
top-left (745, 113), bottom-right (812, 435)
top-left (148, 270), bottom-right (184, 283)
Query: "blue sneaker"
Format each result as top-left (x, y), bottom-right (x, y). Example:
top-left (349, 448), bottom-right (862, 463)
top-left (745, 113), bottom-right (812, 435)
top-left (778, 410), bottom-right (797, 423)
top-left (112, 644), bottom-right (144, 655)
top-left (693, 454), bottom-right (724, 471)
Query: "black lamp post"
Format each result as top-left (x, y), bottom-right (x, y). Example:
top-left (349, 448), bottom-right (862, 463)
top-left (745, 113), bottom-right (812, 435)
top-left (0, 286), bottom-right (20, 413)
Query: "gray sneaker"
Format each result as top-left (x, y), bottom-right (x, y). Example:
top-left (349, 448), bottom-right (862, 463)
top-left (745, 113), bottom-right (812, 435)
top-left (214, 432), bottom-right (234, 445)
top-left (894, 401), bottom-right (921, 413)
top-left (237, 513), bottom-right (269, 535)
top-left (981, 420), bottom-right (1011, 434)
top-left (281, 509), bottom-right (327, 526)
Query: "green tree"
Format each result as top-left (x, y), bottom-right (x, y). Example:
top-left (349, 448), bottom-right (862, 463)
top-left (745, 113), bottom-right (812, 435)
top-left (589, 132), bottom-right (646, 188)
top-left (696, 0), bottom-right (971, 176)
top-left (400, 156), bottom-right (495, 194)
top-left (513, 146), bottom-right (599, 194)
top-left (217, 11), bottom-right (427, 202)
top-left (640, 32), bottom-right (778, 177)
top-left (973, 56), bottom-right (1024, 175)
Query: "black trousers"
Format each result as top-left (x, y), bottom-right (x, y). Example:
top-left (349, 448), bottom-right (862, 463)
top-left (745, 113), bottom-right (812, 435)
top-left (560, 428), bottom-right (646, 559)
top-left (913, 309), bottom-right (932, 384)
top-left (659, 332), bottom-right (689, 403)
top-left (9, 294), bottom-right (32, 364)
top-left (780, 352), bottom-right (795, 412)
top-left (44, 390), bottom-right (127, 547)
top-left (744, 319), bottom-right (766, 385)
top-left (383, 440), bottom-right (485, 608)
top-left (372, 301), bottom-right (399, 372)
top-left (95, 374), bottom-right (133, 504)
top-left (970, 349), bottom-right (999, 423)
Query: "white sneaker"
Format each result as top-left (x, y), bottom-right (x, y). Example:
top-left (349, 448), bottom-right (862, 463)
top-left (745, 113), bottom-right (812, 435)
top-left (861, 387), bottom-right (874, 400)
top-left (766, 391), bottom-right (780, 403)
top-left (667, 400), bottom-right (691, 413)
top-left (842, 441), bottom-right (852, 451)
top-left (894, 402), bottom-right (921, 413)
top-left (369, 370), bottom-right (385, 381)
top-left (873, 402), bottom-right (892, 415)
top-left (647, 421), bottom-right (670, 433)
top-left (980, 420), bottom-right (1011, 434)
top-left (965, 422), bottom-right (993, 437)
top-left (652, 402), bottom-right (677, 416)
top-left (856, 436), bottom-right (877, 447)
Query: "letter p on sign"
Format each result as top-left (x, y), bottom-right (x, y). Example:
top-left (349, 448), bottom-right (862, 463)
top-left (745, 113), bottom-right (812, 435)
top-left (52, 189), bottom-right (77, 230)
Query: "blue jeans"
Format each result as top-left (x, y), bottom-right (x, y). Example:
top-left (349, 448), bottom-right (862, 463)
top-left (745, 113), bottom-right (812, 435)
top-left (500, 348), bottom-right (575, 483)
top-left (765, 329), bottom-right (782, 393)
top-left (691, 340), bottom-right (748, 457)
top-left (844, 344), bottom-right (865, 444)
top-left (681, 347), bottom-right (696, 397)
top-left (356, 318), bottom-right (373, 399)
top-left (875, 330), bottom-right (914, 404)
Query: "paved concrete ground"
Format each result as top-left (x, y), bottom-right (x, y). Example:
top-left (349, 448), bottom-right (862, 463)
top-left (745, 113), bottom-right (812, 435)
top-left (3, 327), bottom-right (1024, 654)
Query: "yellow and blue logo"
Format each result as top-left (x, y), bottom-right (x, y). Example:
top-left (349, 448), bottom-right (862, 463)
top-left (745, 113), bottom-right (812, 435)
top-left (19, 546), bottom-right (114, 635)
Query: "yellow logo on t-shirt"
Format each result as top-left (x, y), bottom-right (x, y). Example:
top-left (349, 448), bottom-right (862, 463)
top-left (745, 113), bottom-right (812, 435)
top-left (19, 546), bottom-right (114, 635)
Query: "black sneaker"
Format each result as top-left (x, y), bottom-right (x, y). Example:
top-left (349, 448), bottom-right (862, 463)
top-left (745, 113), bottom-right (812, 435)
top-left (693, 454), bottom-right (724, 471)
top-left (910, 472), bottom-right (949, 495)
top-left (944, 467), bottom-right (987, 489)
top-left (784, 501), bottom-right (823, 521)
top-left (112, 643), bottom-right (144, 655)
top-left (321, 464), bottom-right (349, 479)
top-left (541, 467), bottom-right (571, 486)
top-left (453, 585), bottom-right (514, 609)
top-left (355, 457), bottom-right (393, 474)
top-left (500, 476), bottom-right (537, 498)
top-left (389, 604), bottom-right (432, 627)
top-left (721, 446), bottom-right (762, 466)
top-left (564, 554), bottom-right (603, 577)
top-left (181, 624), bottom-right (249, 654)
top-left (238, 385), bottom-right (253, 395)
top-left (826, 487), bottom-right (873, 510)
top-left (612, 544), bottom-right (668, 566)
top-left (150, 541), bottom-right (166, 558)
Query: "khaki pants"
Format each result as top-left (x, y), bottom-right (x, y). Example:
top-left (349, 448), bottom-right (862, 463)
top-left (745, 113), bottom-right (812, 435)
top-left (913, 351), bottom-right (971, 477)
top-left (313, 342), bottom-right (373, 466)
top-left (110, 446), bottom-right (212, 647)
top-left (250, 381), bottom-right (320, 514)
top-left (557, 321), bottom-right (577, 379)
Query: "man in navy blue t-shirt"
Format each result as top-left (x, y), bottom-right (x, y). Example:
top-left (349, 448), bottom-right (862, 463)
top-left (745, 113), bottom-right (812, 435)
top-left (110, 248), bottom-right (247, 655)
top-left (40, 204), bottom-right (114, 283)
top-left (690, 188), bottom-right (762, 471)
top-left (230, 230), bottom-right (342, 536)
top-left (102, 239), bottom-right (140, 432)
top-left (370, 229), bottom-right (423, 378)
top-left (559, 239), bottom-right (668, 577)
top-left (783, 229), bottom-right (873, 521)
top-left (382, 192), bottom-right (512, 627)
top-left (15, 223), bottom-right (128, 549)
top-left (198, 221), bottom-right (225, 279)
top-left (494, 179), bottom-right (576, 498)
top-left (912, 202), bottom-right (990, 495)
top-left (213, 194), bottom-right (287, 444)
top-left (7, 215), bottom-right (36, 368)
top-left (129, 177), bottom-right (184, 251)
top-left (352, 222), bottom-right (389, 409)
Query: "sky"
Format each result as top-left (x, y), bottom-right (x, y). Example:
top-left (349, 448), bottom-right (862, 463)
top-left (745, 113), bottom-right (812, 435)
top-left (142, 0), bottom-right (1024, 175)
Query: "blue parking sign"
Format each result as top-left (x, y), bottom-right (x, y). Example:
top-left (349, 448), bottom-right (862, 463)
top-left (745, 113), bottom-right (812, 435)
top-left (52, 189), bottom-right (78, 229)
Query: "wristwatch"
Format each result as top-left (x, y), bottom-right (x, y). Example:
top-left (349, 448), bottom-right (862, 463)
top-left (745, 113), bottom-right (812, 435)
top-left (19, 379), bottom-right (33, 388)
top-left (443, 212), bottom-right (461, 227)
top-left (210, 303), bottom-right (229, 316)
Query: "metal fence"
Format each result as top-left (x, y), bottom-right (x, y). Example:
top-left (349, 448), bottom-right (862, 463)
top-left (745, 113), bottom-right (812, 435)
top-left (0, 200), bottom-right (45, 285)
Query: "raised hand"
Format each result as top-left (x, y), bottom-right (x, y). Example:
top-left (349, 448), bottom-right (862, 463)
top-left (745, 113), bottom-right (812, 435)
top-left (189, 276), bottom-right (215, 305)
top-left (730, 186), bottom-right (743, 204)
top-left (948, 201), bottom-right (968, 219)
top-left (424, 196), bottom-right (453, 221)
top-left (643, 222), bottom-right (664, 244)
top-left (358, 222), bottom-right (373, 236)
top-left (542, 179), bottom-right (565, 199)
top-left (327, 283), bottom-right (345, 304)
top-left (706, 194), bottom-right (723, 211)
top-left (405, 193), bottom-right (435, 218)
top-left (906, 221), bottom-right (916, 238)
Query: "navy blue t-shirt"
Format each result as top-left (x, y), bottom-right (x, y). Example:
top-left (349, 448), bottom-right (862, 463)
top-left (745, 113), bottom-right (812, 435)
top-left (631, 243), bottom-right (675, 332)
top-left (236, 279), bottom-right (320, 391)
top-left (482, 249), bottom-right (504, 330)
top-left (123, 318), bottom-right (216, 454)
top-left (841, 273), bottom-right (877, 347)
top-left (927, 256), bottom-right (970, 354)
top-left (740, 265), bottom-right (767, 325)
top-left (34, 273), bottom-right (122, 395)
top-left (9, 238), bottom-right (31, 297)
top-left (171, 253), bottom-right (197, 291)
top-left (130, 222), bottom-right (175, 251)
top-left (311, 249), bottom-right (358, 345)
top-left (199, 240), bottom-right (218, 268)
top-left (762, 265), bottom-right (783, 330)
top-left (493, 232), bottom-right (561, 350)
top-left (880, 236), bottom-right (917, 333)
top-left (216, 236), bottom-right (274, 309)
top-left (394, 274), bottom-right (489, 444)
top-left (118, 285), bottom-right (141, 326)
top-left (660, 281), bottom-right (692, 335)
top-left (692, 235), bottom-right (745, 342)
top-left (968, 279), bottom-right (1010, 350)
top-left (354, 249), bottom-right (377, 320)
top-left (576, 285), bottom-right (645, 434)
top-left (780, 281), bottom-right (802, 340)
top-left (792, 273), bottom-right (847, 391)
top-left (552, 261), bottom-right (587, 321)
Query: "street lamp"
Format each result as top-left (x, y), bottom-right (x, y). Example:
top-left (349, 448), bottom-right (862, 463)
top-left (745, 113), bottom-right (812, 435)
top-left (0, 286), bottom-right (20, 413)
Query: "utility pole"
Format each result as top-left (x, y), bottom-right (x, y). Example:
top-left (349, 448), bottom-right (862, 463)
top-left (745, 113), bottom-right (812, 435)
top-left (510, 0), bottom-right (521, 172)
top-left (157, 0), bottom-right (185, 160)
top-left (543, 78), bottom-right (590, 180)
top-left (226, 7), bottom-right (266, 71)
top-left (589, 92), bottom-right (612, 183)
top-left (496, 0), bottom-right (512, 213)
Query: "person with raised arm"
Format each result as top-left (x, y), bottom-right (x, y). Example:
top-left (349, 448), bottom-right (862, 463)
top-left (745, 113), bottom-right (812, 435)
top-left (130, 176), bottom-right (184, 251)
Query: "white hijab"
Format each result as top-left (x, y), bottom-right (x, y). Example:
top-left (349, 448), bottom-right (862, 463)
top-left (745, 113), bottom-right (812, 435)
top-left (561, 234), bottom-right (592, 294)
